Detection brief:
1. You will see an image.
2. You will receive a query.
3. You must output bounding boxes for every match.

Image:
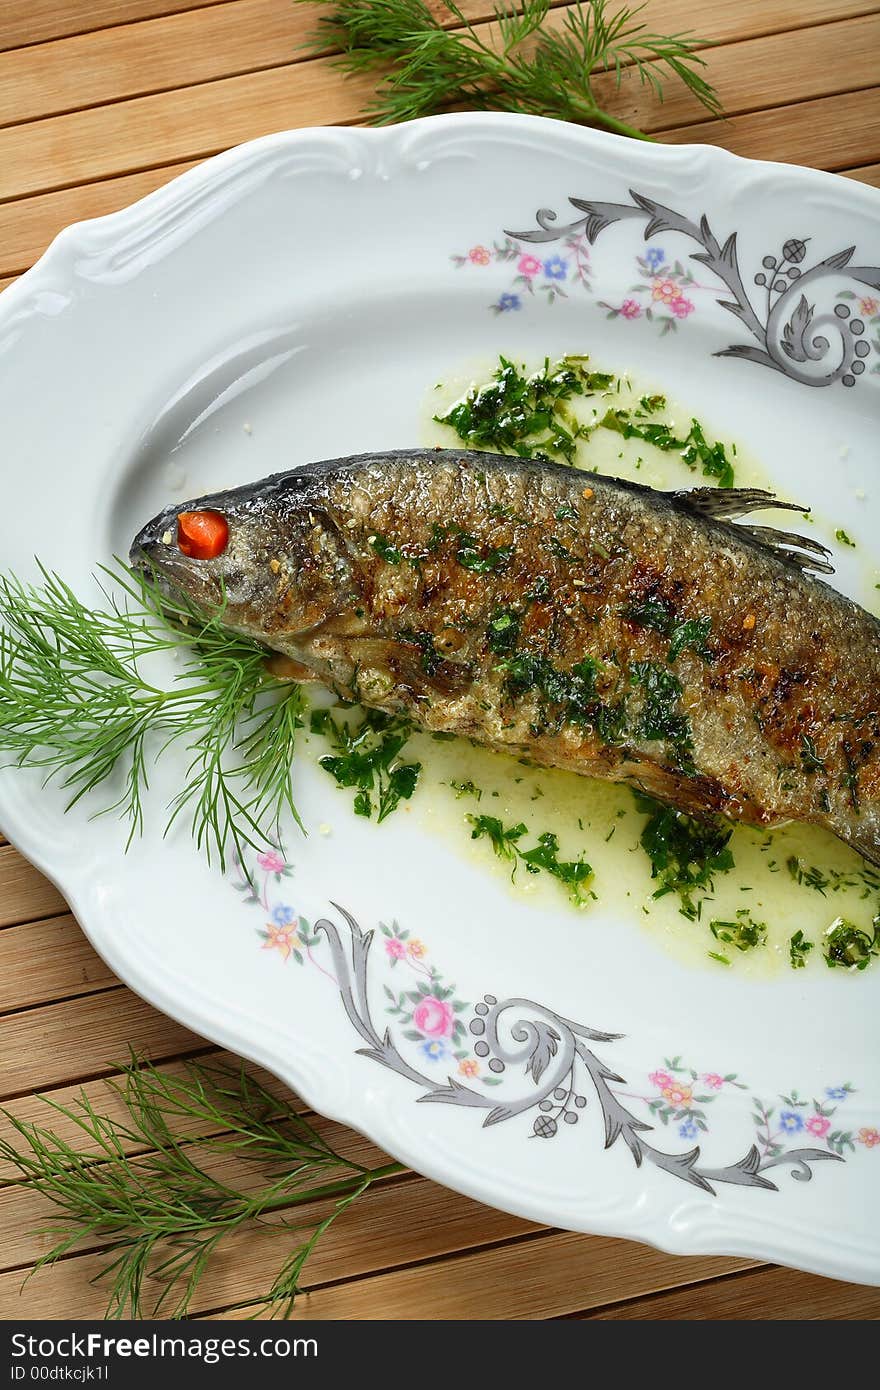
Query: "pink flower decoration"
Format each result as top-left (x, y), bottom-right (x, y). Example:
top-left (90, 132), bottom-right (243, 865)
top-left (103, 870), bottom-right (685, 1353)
top-left (859, 296), bottom-right (879, 316)
top-left (620, 298), bottom-right (641, 319)
top-left (257, 849), bottom-right (286, 873)
top-left (703, 1073), bottom-right (724, 1090)
top-left (670, 296), bottom-right (695, 319)
top-left (805, 1114), bottom-right (831, 1138)
top-left (662, 1083), bottom-right (693, 1107)
top-left (857, 1127), bottom-right (880, 1148)
top-left (468, 245), bottom-right (491, 265)
top-left (385, 938), bottom-right (406, 960)
top-left (649, 1070), bottom-right (673, 1088)
top-left (517, 254), bottom-right (542, 277)
top-left (459, 1058), bottom-right (479, 1078)
top-left (652, 277), bottom-right (678, 303)
top-left (412, 995), bottom-right (455, 1038)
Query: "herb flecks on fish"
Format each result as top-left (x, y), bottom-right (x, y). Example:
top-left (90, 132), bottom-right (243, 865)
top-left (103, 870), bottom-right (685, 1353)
top-left (624, 595), bottom-right (714, 664)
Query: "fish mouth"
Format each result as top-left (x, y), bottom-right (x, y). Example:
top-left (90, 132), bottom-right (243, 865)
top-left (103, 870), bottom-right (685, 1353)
top-left (128, 506), bottom-right (222, 612)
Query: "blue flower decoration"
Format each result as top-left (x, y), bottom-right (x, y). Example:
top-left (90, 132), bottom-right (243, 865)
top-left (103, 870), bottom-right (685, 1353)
top-left (420, 1039), bottom-right (449, 1062)
top-left (496, 292), bottom-right (521, 312)
top-left (825, 1086), bottom-right (848, 1101)
top-left (271, 903), bottom-right (296, 927)
top-left (779, 1109), bottom-right (804, 1133)
top-left (645, 246), bottom-right (666, 271)
top-left (678, 1118), bottom-right (699, 1141)
top-left (543, 256), bottom-right (568, 280)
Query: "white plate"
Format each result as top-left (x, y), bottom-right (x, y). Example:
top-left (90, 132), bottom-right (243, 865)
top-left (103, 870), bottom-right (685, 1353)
top-left (2, 114), bottom-right (879, 1287)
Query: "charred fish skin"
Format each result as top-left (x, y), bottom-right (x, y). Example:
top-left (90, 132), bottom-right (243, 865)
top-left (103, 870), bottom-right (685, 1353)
top-left (130, 448), bottom-right (880, 866)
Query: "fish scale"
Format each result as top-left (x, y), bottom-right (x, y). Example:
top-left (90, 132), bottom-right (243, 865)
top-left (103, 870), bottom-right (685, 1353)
top-left (131, 448), bottom-right (880, 867)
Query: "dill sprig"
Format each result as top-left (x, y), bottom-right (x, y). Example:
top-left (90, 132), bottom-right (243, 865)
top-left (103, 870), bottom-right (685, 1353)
top-left (0, 562), bottom-right (305, 871)
top-left (303, 0), bottom-right (722, 140)
top-left (0, 1056), bottom-right (403, 1319)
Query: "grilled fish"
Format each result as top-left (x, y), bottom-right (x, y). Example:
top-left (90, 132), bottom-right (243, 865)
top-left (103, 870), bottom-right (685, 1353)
top-left (130, 448), bottom-right (880, 866)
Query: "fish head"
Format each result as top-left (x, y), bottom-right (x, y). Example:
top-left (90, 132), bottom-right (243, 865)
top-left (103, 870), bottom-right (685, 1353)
top-left (129, 471), bottom-right (362, 647)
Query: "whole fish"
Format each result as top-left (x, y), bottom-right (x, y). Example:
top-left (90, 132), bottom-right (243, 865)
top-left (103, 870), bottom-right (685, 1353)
top-left (131, 448), bottom-right (880, 866)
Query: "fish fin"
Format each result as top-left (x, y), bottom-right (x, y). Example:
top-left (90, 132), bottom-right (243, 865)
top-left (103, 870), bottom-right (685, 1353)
top-left (835, 823), bottom-right (880, 870)
top-left (735, 525), bottom-right (835, 576)
top-left (672, 488), bottom-right (834, 576)
top-left (672, 486), bottom-right (807, 521)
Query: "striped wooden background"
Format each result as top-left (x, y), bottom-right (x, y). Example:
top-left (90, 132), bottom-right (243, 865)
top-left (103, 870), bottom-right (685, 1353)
top-left (1, 0), bottom-right (879, 1319)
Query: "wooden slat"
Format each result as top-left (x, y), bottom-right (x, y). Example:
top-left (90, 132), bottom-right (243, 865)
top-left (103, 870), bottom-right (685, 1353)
top-left (592, 14), bottom-right (880, 136)
top-left (581, 1265), bottom-right (880, 1319)
top-left (0, 160), bottom-right (198, 278)
top-left (4, 9), bottom-right (880, 203)
top-left (0, 846), bottom-right (66, 928)
top-left (0, 914), bottom-right (116, 1013)
top-left (0, 1051), bottom-right (285, 1181)
top-left (0, 1173), bottom-right (538, 1318)
top-left (219, 1231), bottom-right (758, 1320)
top-left (0, 987), bottom-right (204, 1098)
top-left (842, 162), bottom-right (880, 186)
top-left (3, 0), bottom-right (877, 129)
top-left (0, 0), bottom-right (305, 127)
top-left (0, 1), bottom-right (234, 53)
top-left (2, 146), bottom-right (879, 291)
top-left (0, 1113), bottom-right (393, 1271)
top-left (662, 88), bottom-right (880, 171)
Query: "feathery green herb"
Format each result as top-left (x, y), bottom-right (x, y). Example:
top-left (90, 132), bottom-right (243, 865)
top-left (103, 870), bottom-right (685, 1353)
top-left (0, 563), bottom-right (304, 872)
top-left (0, 1055), bottom-right (403, 1319)
top-left (304, 0), bottom-right (721, 141)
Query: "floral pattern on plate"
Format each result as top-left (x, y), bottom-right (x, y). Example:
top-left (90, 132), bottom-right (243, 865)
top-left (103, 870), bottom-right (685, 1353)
top-left (456, 188), bottom-right (880, 386)
top-left (234, 847), bottom-right (878, 1196)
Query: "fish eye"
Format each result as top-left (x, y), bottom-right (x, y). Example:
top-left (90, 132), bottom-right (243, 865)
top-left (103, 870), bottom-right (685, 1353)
top-left (176, 510), bottom-right (229, 560)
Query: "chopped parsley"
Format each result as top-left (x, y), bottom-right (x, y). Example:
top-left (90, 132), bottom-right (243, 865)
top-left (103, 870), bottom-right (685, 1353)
top-left (625, 597), bottom-right (713, 663)
top-left (823, 915), bottom-right (880, 971)
top-left (369, 533), bottom-right (401, 564)
top-left (835, 528), bottom-right (856, 548)
top-left (635, 792), bottom-right (735, 919)
top-left (799, 735), bottom-right (826, 774)
top-left (785, 856), bottom-right (880, 897)
top-left (709, 909), bottom-right (767, 953)
top-left (437, 355), bottom-right (612, 463)
top-left (467, 813), bottom-right (593, 905)
top-left (789, 930), bottom-right (814, 969)
top-left (401, 628), bottom-right (442, 675)
top-left (629, 661), bottom-right (692, 759)
top-left (486, 609), bottom-right (520, 655)
top-left (455, 534), bottom-right (513, 573)
top-left (310, 707), bottom-right (421, 822)
top-left (599, 410), bottom-right (736, 487)
top-left (449, 778), bottom-right (482, 800)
